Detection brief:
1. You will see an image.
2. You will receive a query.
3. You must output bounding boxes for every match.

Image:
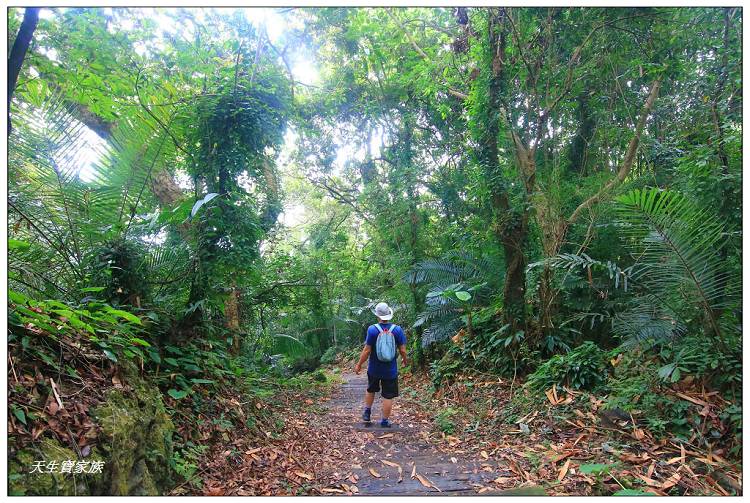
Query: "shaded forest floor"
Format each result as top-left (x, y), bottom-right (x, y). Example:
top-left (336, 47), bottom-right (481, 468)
top-left (194, 365), bottom-right (741, 496)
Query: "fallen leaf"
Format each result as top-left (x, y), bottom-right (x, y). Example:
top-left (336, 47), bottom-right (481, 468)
top-left (545, 387), bottom-right (560, 405)
top-left (661, 473), bottom-right (681, 490)
top-left (706, 476), bottom-right (730, 496)
top-left (480, 450), bottom-right (489, 459)
top-left (674, 391), bottom-right (709, 407)
top-left (549, 451), bottom-right (575, 464)
top-left (416, 473), bottom-right (441, 491)
top-left (368, 468), bottom-right (382, 478)
top-left (411, 464), bottom-right (417, 479)
top-left (382, 460), bottom-right (400, 468)
top-left (620, 452), bottom-right (650, 464)
top-left (638, 475), bottom-right (661, 487)
top-left (204, 485), bottom-right (224, 496)
top-left (557, 459), bottom-right (571, 481)
top-left (378, 433), bottom-right (394, 439)
top-left (321, 488), bottom-right (344, 494)
top-left (350, 485), bottom-right (359, 494)
top-left (294, 470), bottom-right (314, 480)
top-left (450, 457), bottom-right (458, 464)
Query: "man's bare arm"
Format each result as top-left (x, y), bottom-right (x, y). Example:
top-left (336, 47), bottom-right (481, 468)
top-left (354, 345), bottom-right (371, 374)
top-left (398, 345), bottom-right (408, 366)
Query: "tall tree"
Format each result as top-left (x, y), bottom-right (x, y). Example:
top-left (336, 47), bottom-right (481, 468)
top-left (7, 7), bottom-right (40, 134)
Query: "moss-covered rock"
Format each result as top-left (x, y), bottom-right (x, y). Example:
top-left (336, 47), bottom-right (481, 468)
top-left (8, 437), bottom-right (104, 496)
top-left (91, 368), bottom-right (175, 495)
top-left (9, 367), bottom-right (176, 496)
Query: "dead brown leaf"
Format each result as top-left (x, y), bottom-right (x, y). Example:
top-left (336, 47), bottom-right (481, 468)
top-left (661, 473), bottom-right (681, 490)
top-left (557, 459), bottom-right (571, 481)
top-left (294, 470), bottom-right (314, 480)
top-left (416, 473), bottom-right (441, 492)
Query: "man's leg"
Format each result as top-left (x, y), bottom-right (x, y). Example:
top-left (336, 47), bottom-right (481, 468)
top-left (381, 398), bottom-right (393, 420)
top-left (380, 377), bottom-right (398, 426)
top-left (363, 374), bottom-right (378, 422)
top-left (365, 392), bottom-right (375, 408)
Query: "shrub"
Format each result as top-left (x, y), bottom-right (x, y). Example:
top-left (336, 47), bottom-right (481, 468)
top-left (312, 370), bottom-right (327, 382)
top-left (605, 349), bottom-right (699, 438)
top-left (435, 407), bottom-right (459, 434)
top-left (288, 355), bottom-right (321, 374)
top-left (525, 341), bottom-right (608, 391)
top-left (429, 346), bottom-right (464, 388)
top-left (320, 346), bottom-right (339, 365)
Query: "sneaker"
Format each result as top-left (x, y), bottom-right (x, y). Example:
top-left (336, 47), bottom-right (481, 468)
top-left (380, 418), bottom-right (392, 428)
top-left (362, 407), bottom-right (371, 422)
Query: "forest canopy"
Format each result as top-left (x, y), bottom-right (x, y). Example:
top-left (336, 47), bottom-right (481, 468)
top-left (6, 6), bottom-right (742, 496)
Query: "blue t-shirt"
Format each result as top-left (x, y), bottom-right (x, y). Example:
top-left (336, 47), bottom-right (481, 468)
top-left (365, 323), bottom-right (406, 379)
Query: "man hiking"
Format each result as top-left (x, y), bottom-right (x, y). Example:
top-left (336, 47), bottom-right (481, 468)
top-left (354, 302), bottom-right (407, 428)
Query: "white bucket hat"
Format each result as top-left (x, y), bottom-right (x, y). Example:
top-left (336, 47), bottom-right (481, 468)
top-left (372, 302), bottom-right (394, 321)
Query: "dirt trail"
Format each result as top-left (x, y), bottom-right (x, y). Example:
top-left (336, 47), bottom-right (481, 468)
top-left (322, 372), bottom-right (536, 495)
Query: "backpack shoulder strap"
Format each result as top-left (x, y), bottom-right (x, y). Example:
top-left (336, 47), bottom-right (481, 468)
top-left (375, 324), bottom-right (385, 334)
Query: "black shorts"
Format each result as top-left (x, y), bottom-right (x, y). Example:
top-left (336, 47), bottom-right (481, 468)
top-left (367, 373), bottom-right (399, 399)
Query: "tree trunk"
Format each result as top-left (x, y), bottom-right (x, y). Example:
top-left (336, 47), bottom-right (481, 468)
top-left (402, 115), bottom-right (427, 367)
top-left (568, 89), bottom-right (596, 174)
top-left (8, 7), bottom-right (40, 135)
top-left (226, 281), bottom-right (241, 330)
top-left (482, 10), bottom-right (528, 331)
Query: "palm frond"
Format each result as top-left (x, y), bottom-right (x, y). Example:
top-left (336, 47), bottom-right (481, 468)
top-left (422, 318), bottom-right (464, 347)
top-left (271, 333), bottom-right (310, 358)
top-left (8, 94), bottom-right (178, 296)
top-left (616, 187), bottom-right (738, 340)
top-left (408, 252), bottom-right (500, 346)
top-left (612, 296), bottom-right (687, 349)
top-left (528, 252), bottom-right (633, 291)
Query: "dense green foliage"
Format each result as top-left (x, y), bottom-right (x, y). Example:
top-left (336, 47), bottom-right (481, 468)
top-left (7, 6), bottom-right (743, 491)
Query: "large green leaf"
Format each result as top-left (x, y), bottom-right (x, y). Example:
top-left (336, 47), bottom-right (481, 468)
top-left (167, 389), bottom-right (189, 400)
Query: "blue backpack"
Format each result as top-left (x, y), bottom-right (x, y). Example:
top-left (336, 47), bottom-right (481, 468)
top-left (374, 323), bottom-right (397, 362)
